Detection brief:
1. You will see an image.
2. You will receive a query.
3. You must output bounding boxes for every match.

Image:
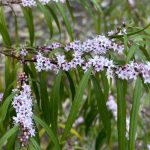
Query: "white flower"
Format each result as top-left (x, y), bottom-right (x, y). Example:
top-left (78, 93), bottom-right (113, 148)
top-left (22, 0), bottom-right (65, 7)
top-left (39, 0), bottom-right (50, 5)
top-left (147, 144), bottom-right (150, 150)
top-left (106, 95), bottom-right (117, 120)
top-left (141, 62), bottom-right (150, 83)
top-left (116, 62), bottom-right (138, 80)
top-left (22, 0), bottom-right (36, 7)
top-left (56, 54), bottom-right (66, 67)
top-left (0, 93), bottom-right (3, 102)
top-left (12, 83), bottom-right (35, 146)
top-left (35, 53), bottom-right (58, 72)
top-left (20, 49), bottom-right (28, 57)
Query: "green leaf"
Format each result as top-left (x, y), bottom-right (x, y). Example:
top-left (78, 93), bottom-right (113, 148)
top-left (66, 0), bottom-right (75, 22)
top-left (129, 77), bottom-right (142, 150)
top-left (85, 107), bottom-right (97, 134)
top-left (91, 75), bottom-right (111, 142)
top-left (139, 46), bottom-right (150, 61)
top-left (80, 0), bottom-right (100, 33)
top-left (46, 6), bottom-right (61, 35)
top-left (5, 58), bottom-right (12, 88)
top-left (56, 3), bottom-right (73, 40)
top-left (0, 8), bottom-right (11, 46)
top-left (0, 126), bottom-right (18, 148)
top-left (22, 7), bottom-right (35, 46)
top-left (127, 44), bottom-right (138, 62)
top-left (101, 71), bottom-right (109, 101)
top-left (37, 1), bottom-right (53, 38)
top-left (30, 137), bottom-right (41, 150)
top-left (50, 71), bottom-right (62, 134)
top-left (95, 128), bottom-right (106, 150)
top-left (65, 72), bottom-right (76, 100)
top-left (0, 92), bottom-right (16, 123)
top-left (33, 115), bottom-right (60, 150)
top-left (116, 79), bottom-right (127, 150)
top-left (5, 131), bottom-right (17, 150)
top-left (61, 68), bottom-right (92, 141)
top-left (39, 72), bottom-right (50, 123)
top-left (92, 0), bottom-right (102, 13)
top-left (11, 7), bottom-right (19, 46)
top-left (5, 58), bottom-right (17, 90)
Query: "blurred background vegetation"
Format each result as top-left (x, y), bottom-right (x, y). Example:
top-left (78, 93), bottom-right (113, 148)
top-left (0, 0), bottom-right (150, 149)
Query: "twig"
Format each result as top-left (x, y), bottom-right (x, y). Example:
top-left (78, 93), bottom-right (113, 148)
top-left (0, 0), bottom-right (21, 6)
top-left (0, 50), bottom-right (36, 62)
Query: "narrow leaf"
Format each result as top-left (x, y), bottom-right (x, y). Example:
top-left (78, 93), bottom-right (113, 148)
top-left (91, 75), bottom-right (111, 142)
top-left (37, 1), bottom-right (53, 38)
top-left (50, 71), bottom-right (62, 134)
top-left (30, 137), bottom-right (41, 150)
top-left (117, 79), bottom-right (127, 150)
top-left (22, 7), bottom-right (35, 46)
top-left (0, 126), bottom-right (18, 148)
top-left (33, 115), bottom-right (60, 150)
top-left (0, 93), bottom-right (16, 123)
top-left (61, 68), bottom-right (92, 141)
top-left (129, 77), bottom-right (142, 150)
top-left (39, 72), bottom-right (50, 123)
top-left (56, 3), bottom-right (73, 40)
top-left (0, 8), bottom-right (11, 46)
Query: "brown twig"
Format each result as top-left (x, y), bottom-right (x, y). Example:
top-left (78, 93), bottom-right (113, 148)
top-left (0, 50), bottom-right (36, 62)
top-left (0, 0), bottom-right (22, 6)
top-left (0, 49), bottom-right (58, 64)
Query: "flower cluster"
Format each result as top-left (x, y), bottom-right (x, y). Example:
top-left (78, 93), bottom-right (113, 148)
top-left (35, 49), bottom-right (150, 83)
top-left (12, 73), bottom-right (35, 147)
top-left (65, 35), bottom-right (124, 54)
top-left (22, 0), bottom-right (65, 7)
top-left (2, 32), bottom-right (148, 83)
top-left (35, 34), bottom-right (124, 74)
top-left (116, 62), bottom-right (139, 80)
top-left (38, 35), bottom-right (124, 55)
top-left (83, 55), bottom-right (114, 77)
top-left (35, 53), bottom-right (58, 72)
top-left (22, 0), bottom-right (36, 7)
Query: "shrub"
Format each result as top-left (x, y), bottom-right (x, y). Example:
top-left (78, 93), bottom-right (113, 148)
top-left (0, 0), bottom-right (150, 149)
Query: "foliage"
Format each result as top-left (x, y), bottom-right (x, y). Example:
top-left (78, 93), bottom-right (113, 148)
top-left (0, 0), bottom-right (150, 149)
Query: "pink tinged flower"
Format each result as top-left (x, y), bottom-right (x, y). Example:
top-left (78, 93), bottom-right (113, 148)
top-left (39, 0), bottom-right (50, 5)
top-left (56, 54), bottom-right (66, 67)
top-left (74, 117), bottom-right (84, 126)
top-left (106, 68), bottom-right (113, 79)
top-left (141, 62), bottom-right (150, 83)
top-left (36, 53), bottom-right (58, 72)
top-left (82, 61), bottom-right (92, 72)
top-left (22, 0), bottom-right (36, 7)
top-left (69, 60), bottom-right (77, 69)
top-left (62, 62), bottom-right (70, 71)
top-left (0, 93), bottom-right (3, 102)
top-left (51, 42), bottom-right (62, 49)
top-left (20, 49), bottom-right (28, 57)
top-left (116, 62), bottom-right (138, 80)
top-left (65, 40), bottom-right (82, 51)
top-left (106, 95), bottom-right (117, 120)
top-left (12, 83), bottom-right (35, 146)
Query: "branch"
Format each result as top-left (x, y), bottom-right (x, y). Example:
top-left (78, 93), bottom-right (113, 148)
top-left (0, 0), bottom-right (21, 6)
top-left (0, 49), bottom-right (36, 62)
